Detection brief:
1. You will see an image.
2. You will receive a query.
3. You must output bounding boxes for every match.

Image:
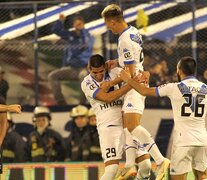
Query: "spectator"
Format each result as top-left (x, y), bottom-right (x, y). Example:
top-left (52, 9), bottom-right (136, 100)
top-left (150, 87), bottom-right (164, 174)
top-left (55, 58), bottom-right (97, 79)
top-left (25, 106), bottom-right (65, 162)
top-left (0, 66), bottom-right (9, 104)
top-left (49, 14), bottom-right (94, 105)
top-left (87, 108), bottom-right (102, 161)
top-left (2, 113), bottom-right (26, 163)
top-left (65, 105), bottom-right (91, 161)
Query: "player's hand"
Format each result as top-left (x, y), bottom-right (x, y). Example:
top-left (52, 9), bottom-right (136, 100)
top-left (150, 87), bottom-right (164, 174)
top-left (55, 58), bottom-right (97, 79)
top-left (7, 104), bottom-right (22, 113)
top-left (100, 81), bottom-right (111, 92)
top-left (134, 70), bottom-right (150, 84)
top-left (59, 14), bottom-right (66, 22)
top-left (105, 59), bottom-right (118, 71)
top-left (119, 68), bottom-right (131, 82)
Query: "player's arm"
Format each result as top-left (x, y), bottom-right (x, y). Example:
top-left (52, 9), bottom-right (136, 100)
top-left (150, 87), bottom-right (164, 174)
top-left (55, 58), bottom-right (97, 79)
top-left (127, 79), bottom-right (156, 96)
top-left (95, 84), bottom-right (131, 103)
top-left (119, 69), bottom-right (157, 96)
top-left (125, 63), bottom-right (136, 78)
top-left (0, 104), bottom-right (21, 113)
top-left (0, 112), bottom-right (7, 146)
top-left (100, 77), bottom-right (123, 92)
top-left (105, 59), bottom-right (118, 70)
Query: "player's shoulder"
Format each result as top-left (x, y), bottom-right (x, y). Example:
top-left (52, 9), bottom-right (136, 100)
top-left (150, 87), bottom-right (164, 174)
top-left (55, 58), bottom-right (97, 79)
top-left (158, 82), bottom-right (177, 89)
top-left (81, 74), bottom-right (93, 87)
top-left (81, 74), bottom-right (99, 91)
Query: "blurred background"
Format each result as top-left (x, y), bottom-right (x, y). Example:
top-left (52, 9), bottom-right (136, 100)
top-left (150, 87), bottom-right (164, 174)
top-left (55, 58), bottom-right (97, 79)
top-left (0, 0), bottom-right (206, 107)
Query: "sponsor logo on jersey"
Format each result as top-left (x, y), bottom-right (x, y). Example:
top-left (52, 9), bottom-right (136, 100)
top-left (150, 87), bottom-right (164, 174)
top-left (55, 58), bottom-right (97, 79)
top-left (89, 84), bottom-right (96, 90)
top-left (124, 51), bottom-right (132, 60)
top-left (126, 103), bottom-right (133, 108)
top-left (86, 81), bottom-right (91, 86)
top-left (130, 34), bottom-right (142, 46)
top-left (99, 99), bottom-right (122, 110)
top-left (123, 48), bottom-right (129, 52)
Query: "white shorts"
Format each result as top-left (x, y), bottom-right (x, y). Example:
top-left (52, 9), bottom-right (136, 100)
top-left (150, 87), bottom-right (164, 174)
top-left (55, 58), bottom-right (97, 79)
top-left (170, 146), bottom-right (207, 175)
top-left (98, 125), bottom-right (125, 163)
top-left (122, 89), bottom-right (145, 114)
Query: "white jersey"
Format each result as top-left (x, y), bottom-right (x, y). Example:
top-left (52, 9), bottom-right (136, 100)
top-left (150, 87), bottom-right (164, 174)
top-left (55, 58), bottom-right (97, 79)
top-left (118, 25), bottom-right (144, 74)
top-left (81, 68), bottom-right (123, 128)
top-left (156, 76), bottom-right (207, 146)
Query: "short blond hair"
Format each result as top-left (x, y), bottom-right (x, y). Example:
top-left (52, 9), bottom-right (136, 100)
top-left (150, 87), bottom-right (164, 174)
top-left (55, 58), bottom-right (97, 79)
top-left (101, 4), bottom-right (124, 21)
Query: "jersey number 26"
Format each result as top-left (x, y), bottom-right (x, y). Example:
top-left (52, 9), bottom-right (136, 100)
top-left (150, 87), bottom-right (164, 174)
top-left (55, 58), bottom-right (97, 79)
top-left (181, 94), bottom-right (205, 117)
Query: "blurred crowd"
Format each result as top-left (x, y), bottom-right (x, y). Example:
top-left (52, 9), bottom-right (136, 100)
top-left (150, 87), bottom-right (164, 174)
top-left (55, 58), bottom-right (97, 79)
top-left (2, 105), bottom-right (102, 163)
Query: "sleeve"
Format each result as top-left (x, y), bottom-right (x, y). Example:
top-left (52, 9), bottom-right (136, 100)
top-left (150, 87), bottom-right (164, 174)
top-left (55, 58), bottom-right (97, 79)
top-left (156, 83), bottom-right (174, 97)
top-left (119, 38), bottom-right (135, 65)
top-left (119, 34), bottom-right (143, 65)
top-left (24, 135), bottom-right (32, 162)
top-left (81, 79), bottom-right (100, 100)
top-left (14, 133), bottom-right (26, 162)
top-left (80, 29), bottom-right (94, 50)
top-left (51, 20), bottom-right (72, 41)
top-left (53, 131), bottom-right (66, 161)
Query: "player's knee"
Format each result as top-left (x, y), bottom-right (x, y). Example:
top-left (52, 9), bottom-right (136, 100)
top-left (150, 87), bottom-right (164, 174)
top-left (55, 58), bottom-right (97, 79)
top-left (137, 159), bottom-right (151, 179)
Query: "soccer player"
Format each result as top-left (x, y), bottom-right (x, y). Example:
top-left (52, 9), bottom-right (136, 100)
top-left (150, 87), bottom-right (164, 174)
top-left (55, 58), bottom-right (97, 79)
top-left (119, 56), bottom-right (207, 180)
top-left (81, 54), bottom-right (151, 180)
top-left (101, 4), bottom-right (169, 179)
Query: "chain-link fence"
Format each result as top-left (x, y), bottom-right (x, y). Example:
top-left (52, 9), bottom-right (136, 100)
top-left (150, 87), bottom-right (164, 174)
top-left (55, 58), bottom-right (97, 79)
top-left (0, 0), bottom-right (207, 107)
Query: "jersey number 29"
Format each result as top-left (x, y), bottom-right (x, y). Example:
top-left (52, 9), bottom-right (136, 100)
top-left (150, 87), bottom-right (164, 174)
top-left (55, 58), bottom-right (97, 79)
top-left (106, 148), bottom-right (116, 158)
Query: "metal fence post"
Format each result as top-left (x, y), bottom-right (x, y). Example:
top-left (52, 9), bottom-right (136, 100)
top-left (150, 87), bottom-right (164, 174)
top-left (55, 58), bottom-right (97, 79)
top-left (191, 0), bottom-right (197, 67)
top-left (33, 3), bottom-right (39, 106)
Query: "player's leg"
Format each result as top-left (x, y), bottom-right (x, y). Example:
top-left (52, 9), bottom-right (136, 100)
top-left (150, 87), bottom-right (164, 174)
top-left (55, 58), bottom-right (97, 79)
top-left (123, 128), bottom-right (136, 168)
top-left (192, 146), bottom-right (207, 180)
top-left (114, 129), bottom-right (137, 180)
top-left (101, 160), bottom-right (119, 180)
top-left (135, 140), bottom-right (151, 180)
top-left (170, 146), bottom-right (191, 180)
top-left (123, 89), bottom-right (169, 179)
top-left (171, 174), bottom-right (188, 180)
top-left (0, 112), bottom-right (7, 174)
top-left (98, 126), bottom-right (125, 180)
top-left (123, 90), bottom-right (167, 164)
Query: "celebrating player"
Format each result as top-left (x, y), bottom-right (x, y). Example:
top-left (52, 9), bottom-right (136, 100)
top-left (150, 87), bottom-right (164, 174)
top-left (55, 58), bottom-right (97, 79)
top-left (119, 56), bottom-right (207, 180)
top-left (81, 54), bottom-right (151, 180)
top-left (101, 4), bottom-right (169, 179)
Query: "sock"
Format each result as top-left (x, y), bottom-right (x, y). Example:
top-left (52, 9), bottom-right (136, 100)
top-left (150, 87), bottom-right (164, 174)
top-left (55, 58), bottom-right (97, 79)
top-left (100, 164), bottom-right (119, 180)
top-left (124, 128), bottom-right (136, 168)
top-left (137, 159), bottom-right (151, 180)
top-left (131, 125), bottom-right (164, 165)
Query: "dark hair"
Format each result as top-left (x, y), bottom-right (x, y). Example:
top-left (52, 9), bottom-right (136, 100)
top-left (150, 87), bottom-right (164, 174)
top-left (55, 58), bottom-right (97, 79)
top-left (89, 54), bottom-right (105, 69)
top-left (101, 4), bottom-right (124, 22)
top-left (73, 15), bottom-right (84, 23)
top-left (178, 56), bottom-right (197, 76)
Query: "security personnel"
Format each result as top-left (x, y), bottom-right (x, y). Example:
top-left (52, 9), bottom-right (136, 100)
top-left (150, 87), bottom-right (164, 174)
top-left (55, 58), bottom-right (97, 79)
top-left (2, 113), bottom-right (26, 163)
top-left (25, 106), bottom-right (65, 162)
top-left (65, 105), bottom-right (91, 161)
top-left (88, 108), bottom-right (102, 161)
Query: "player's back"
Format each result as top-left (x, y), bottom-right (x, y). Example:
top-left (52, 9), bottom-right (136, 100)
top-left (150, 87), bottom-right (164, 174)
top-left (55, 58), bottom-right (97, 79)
top-left (169, 77), bottom-right (207, 146)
